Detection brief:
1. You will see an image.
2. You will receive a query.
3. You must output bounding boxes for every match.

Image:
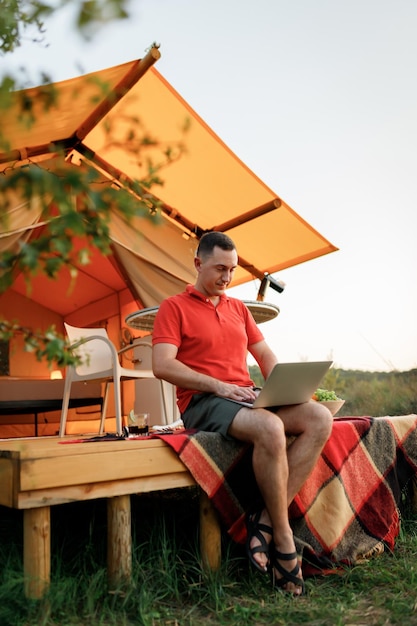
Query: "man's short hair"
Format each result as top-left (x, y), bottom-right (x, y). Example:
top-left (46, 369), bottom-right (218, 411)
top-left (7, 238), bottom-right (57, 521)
top-left (196, 232), bottom-right (236, 258)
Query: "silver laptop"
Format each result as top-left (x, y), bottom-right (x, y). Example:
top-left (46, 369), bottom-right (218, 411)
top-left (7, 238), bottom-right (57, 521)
top-left (235, 360), bottom-right (333, 408)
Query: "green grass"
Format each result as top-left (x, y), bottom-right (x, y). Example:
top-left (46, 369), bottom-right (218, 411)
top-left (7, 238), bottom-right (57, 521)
top-left (1, 488), bottom-right (417, 626)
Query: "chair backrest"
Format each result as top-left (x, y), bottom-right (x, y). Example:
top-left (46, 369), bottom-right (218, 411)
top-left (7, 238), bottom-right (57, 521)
top-left (64, 323), bottom-right (114, 377)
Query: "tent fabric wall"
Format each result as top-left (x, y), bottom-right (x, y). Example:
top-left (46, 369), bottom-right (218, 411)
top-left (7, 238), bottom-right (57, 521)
top-left (112, 244), bottom-right (195, 308)
top-left (0, 188), bottom-right (198, 317)
top-left (0, 195), bottom-right (43, 253)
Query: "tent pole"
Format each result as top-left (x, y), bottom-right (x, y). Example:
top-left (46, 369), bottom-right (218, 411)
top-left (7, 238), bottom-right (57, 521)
top-left (74, 46), bottom-right (161, 142)
top-left (211, 199), bottom-right (282, 232)
top-left (0, 47), bottom-right (161, 166)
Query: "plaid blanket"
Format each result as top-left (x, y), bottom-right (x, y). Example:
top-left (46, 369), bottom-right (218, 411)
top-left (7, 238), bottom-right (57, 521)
top-left (161, 415), bottom-right (417, 573)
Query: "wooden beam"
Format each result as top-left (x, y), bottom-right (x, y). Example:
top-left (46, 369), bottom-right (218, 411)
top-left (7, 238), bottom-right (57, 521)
top-left (74, 46), bottom-right (161, 143)
top-left (211, 198), bottom-right (281, 233)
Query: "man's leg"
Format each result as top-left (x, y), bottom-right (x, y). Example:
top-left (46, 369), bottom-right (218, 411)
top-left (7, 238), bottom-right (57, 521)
top-left (229, 408), bottom-right (303, 594)
top-left (228, 402), bottom-right (332, 594)
top-left (277, 400), bottom-right (333, 502)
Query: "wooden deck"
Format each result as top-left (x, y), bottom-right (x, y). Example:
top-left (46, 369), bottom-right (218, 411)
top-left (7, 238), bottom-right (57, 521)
top-left (0, 435), bottom-right (221, 599)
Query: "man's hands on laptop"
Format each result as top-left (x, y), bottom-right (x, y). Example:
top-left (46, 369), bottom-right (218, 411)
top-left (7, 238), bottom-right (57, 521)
top-left (217, 383), bottom-right (259, 404)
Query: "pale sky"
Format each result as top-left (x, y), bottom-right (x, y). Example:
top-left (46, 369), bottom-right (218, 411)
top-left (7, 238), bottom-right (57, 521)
top-left (5, 0), bottom-right (417, 372)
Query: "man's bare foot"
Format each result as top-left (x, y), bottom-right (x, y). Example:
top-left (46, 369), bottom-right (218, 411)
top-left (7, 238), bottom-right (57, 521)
top-left (246, 509), bottom-right (273, 573)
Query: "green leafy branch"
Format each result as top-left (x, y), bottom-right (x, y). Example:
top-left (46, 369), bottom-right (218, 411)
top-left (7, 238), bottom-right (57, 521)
top-left (0, 159), bottom-right (162, 294)
top-left (0, 0), bottom-right (129, 55)
top-left (0, 319), bottom-right (81, 368)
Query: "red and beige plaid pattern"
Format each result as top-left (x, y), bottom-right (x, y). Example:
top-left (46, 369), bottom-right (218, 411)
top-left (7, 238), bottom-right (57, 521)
top-left (161, 414), bottom-right (417, 573)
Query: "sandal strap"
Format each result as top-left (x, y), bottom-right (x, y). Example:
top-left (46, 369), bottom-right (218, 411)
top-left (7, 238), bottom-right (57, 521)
top-left (246, 510), bottom-right (273, 573)
top-left (250, 523), bottom-right (273, 554)
top-left (255, 522), bottom-right (273, 536)
top-left (272, 548), bottom-right (305, 593)
top-left (246, 511), bottom-right (272, 555)
top-left (273, 549), bottom-right (298, 562)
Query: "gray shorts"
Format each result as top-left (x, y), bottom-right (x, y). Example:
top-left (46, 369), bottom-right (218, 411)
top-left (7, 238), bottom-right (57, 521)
top-left (181, 393), bottom-right (243, 439)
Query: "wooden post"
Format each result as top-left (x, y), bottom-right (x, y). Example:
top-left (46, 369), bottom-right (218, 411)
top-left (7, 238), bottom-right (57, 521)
top-left (107, 495), bottom-right (132, 590)
top-left (199, 489), bottom-right (221, 571)
top-left (23, 507), bottom-right (51, 599)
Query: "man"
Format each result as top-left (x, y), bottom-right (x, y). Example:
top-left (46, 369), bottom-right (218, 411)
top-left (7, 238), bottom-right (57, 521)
top-left (152, 232), bottom-right (332, 596)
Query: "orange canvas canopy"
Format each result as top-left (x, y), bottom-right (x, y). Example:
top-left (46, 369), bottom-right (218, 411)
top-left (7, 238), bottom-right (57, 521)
top-left (0, 46), bottom-right (337, 322)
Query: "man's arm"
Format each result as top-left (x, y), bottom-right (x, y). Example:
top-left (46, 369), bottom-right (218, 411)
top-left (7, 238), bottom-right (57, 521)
top-left (152, 343), bottom-right (257, 403)
top-left (249, 340), bottom-right (279, 380)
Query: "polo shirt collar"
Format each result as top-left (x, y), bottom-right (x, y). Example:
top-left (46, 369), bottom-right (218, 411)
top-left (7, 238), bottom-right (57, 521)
top-left (186, 284), bottom-right (229, 303)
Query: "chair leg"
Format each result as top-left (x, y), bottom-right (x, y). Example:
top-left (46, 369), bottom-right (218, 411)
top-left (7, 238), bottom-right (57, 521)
top-left (59, 375), bottom-right (73, 436)
top-left (159, 378), bottom-right (168, 424)
top-left (99, 383), bottom-right (110, 435)
top-left (113, 378), bottom-right (123, 435)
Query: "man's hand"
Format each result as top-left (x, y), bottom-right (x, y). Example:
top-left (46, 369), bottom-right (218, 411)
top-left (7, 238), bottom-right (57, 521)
top-left (216, 383), bottom-right (258, 404)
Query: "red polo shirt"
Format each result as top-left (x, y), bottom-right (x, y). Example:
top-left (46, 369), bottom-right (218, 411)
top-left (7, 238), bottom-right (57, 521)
top-left (152, 285), bottom-right (264, 413)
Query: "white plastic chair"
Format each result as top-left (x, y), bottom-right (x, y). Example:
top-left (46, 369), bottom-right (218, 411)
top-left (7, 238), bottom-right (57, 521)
top-left (59, 323), bottom-right (155, 436)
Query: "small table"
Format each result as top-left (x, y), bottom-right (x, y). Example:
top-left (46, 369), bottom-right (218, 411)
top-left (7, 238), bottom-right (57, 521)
top-left (242, 300), bottom-right (280, 324)
top-left (0, 379), bottom-right (103, 436)
top-left (125, 306), bottom-right (159, 332)
top-left (125, 301), bottom-right (280, 332)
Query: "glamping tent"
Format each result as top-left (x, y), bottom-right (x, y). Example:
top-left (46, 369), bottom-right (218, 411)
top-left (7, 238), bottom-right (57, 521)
top-left (0, 46), bottom-right (337, 435)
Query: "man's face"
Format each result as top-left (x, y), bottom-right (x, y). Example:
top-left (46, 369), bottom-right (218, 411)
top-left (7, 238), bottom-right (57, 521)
top-left (195, 246), bottom-right (238, 297)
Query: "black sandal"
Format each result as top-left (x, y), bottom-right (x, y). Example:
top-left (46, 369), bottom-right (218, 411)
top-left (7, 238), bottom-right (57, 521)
top-left (245, 510), bottom-right (273, 574)
top-left (271, 548), bottom-right (305, 596)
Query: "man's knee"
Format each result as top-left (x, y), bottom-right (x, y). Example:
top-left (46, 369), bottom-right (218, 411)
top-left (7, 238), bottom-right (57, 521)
top-left (310, 402), bottom-right (333, 440)
top-left (255, 410), bottom-right (287, 449)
